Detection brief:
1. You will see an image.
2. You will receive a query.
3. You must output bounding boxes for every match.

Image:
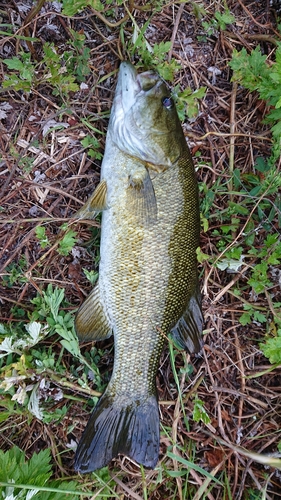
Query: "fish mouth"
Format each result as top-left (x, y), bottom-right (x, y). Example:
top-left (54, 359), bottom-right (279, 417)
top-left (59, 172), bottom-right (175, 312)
top-left (116, 61), bottom-right (161, 115)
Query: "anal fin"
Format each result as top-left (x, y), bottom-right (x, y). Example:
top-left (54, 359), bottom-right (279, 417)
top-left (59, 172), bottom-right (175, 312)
top-left (74, 180), bottom-right (107, 220)
top-left (170, 288), bottom-right (204, 353)
top-left (75, 283), bottom-right (112, 342)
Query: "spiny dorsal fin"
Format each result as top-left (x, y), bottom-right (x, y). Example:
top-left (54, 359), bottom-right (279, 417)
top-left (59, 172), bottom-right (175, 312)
top-left (74, 180), bottom-right (107, 220)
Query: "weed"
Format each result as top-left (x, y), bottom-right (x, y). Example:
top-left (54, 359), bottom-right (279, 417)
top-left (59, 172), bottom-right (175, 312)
top-left (62, 0), bottom-right (103, 16)
top-left (80, 135), bottom-right (103, 160)
top-left (1, 258), bottom-right (28, 288)
top-left (192, 394), bottom-right (211, 425)
top-left (0, 285), bottom-right (103, 424)
top-left (2, 35), bottom-right (93, 99)
top-left (3, 52), bottom-right (36, 92)
top-left (83, 268), bottom-right (99, 286)
top-left (199, 6), bottom-right (235, 39)
top-left (173, 85), bottom-right (206, 120)
top-left (0, 446), bottom-right (87, 499)
top-left (57, 228), bottom-right (78, 256)
top-left (35, 225), bottom-right (78, 256)
top-left (64, 29), bottom-right (91, 82)
top-left (230, 43), bottom-right (281, 163)
top-left (35, 226), bottom-right (50, 250)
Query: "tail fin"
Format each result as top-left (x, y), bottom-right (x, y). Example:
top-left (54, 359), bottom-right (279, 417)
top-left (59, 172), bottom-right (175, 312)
top-left (74, 392), bottom-right (159, 473)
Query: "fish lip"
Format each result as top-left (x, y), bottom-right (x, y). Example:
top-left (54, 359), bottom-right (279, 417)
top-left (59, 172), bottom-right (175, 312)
top-left (116, 62), bottom-right (161, 115)
top-left (118, 61), bottom-right (160, 91)
top-left (136, 70), bottom-right (160, 92)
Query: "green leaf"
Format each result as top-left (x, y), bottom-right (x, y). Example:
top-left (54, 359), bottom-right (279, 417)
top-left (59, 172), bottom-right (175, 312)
top-left (35, 226), bottom-right (50, 249)
top-left (83, 268), bottom-right (99, 286)
top-left (217, 255), bottom-right (244, 272)
top-left (193, 395), bottom-right (211, 424)
top-left (166, 451), bottom-right (222, 484)
top-left (215, 10), bottom-right (235, 30)
top-left (253, 311), bottom-right (267, 323)
top-left (230, 47), bottom-right (267, 91)
top-left (3, 57), bottom-right (24, 71)
top-left (0, 446), bottom-right (84, 499)
top-left (0, 447), bottom-right (52, 487)
top-left (62, 0), bottom-right (103, 16)
top-left (260, 337), bottom-right (281, 364)
top-left (58, 229), bottom-right (77, 256)
top-left (239, 311), bottom-right (252, 326)
top-left (57, 324), bottom-right (81, 358)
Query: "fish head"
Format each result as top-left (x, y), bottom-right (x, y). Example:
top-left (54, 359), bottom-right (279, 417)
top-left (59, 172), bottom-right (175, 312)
top-left (109, 62), bottom-right (184, 170)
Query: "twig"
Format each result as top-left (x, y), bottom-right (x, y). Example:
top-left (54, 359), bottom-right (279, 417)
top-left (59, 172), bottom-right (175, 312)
top-left (228, 82), bottom-right (237, 199)
top-left (168, 3), bottom-right (185, 62)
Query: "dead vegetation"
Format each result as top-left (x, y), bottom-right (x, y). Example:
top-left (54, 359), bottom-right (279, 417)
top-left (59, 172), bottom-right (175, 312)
top-left (0, 0), bottom-right (281, 498)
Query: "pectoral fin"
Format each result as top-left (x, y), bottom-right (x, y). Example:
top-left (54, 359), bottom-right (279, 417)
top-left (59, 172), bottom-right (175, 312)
top-left (74, 180), bottom-right (107, 220)
top-left (75, 283), bottom-right (112, 342)
top-left (127, 168), bottom-right (157, 225)
top-left (170, 289), bottom-right (204, 353)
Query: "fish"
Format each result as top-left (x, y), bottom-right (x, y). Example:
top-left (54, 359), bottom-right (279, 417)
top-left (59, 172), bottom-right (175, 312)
top-left (74, 61), bottom-right (203, 473)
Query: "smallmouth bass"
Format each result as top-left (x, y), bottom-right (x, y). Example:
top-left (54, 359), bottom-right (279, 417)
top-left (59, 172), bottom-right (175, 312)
top-left (74, 61), bottom-right (203, 473)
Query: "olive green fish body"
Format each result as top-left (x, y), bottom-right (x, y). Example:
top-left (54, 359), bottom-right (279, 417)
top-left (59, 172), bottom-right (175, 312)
top-left (74, 62), bottom-right (203, 472)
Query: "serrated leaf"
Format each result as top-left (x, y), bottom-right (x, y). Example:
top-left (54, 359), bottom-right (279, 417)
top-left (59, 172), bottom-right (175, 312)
top-left (217, 255), bottom-right (244, 272)
top-left (58, 230), bottom-right (77, 256)
top-left (27, 384), bottom-right (43, 420)
top-left (260, 337), bottom-right (281, 364)
top-left (0, 337), bottom-right (14, 357)
top-left (253, 311), bottom-right (267, 323)
top-left (25, 322), bottom-right (42, 344)
top-left (3, 57), bottom-right (24, 71)
top-left (239, 312), bottom-right (252, 326)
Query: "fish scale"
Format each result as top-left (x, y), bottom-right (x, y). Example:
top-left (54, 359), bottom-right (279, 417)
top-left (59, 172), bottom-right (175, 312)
top-left (74, 61), bottom-right (203, 472)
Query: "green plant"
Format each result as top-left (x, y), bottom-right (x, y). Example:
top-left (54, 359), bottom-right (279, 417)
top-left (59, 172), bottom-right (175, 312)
top-left (1, 257), bottom-right (28, 288)
top-left (230, 43), bottom-right (281, 163)
top-left (2, 31), bottom-right (93, 98)
top-left (35, 226), bottom-right (50, 250)
top-left (198, 146), bottom-right (281, 366)
top-left (3, 46), bottom-right (79, 97)
top-left (83, 268), bottom-right (99, 286)
top-left (64, 29), bottom-right (91, 82)
top-left (0, 285), bottom-right (103, 422)
top-left (0, 446), bottom-right (84, 499)
top-left (200, 7), bottom-right (235, 38)
top-left (80, 135), bottom-right (103, 160)
top-left (2, 52), bottom-right (36, 92)
top-left (57, 228), bottom-right (78, 256)
top-left (259, 308), bottom-right (281, 363)
top-left (192, 394), bottom-right (211, 425)
top-left (62, 0), bottom-right (103, 16)
top-left (173, 85), bottom-right (206, 120)
top-left (35, 225), bottom-right (78, 256)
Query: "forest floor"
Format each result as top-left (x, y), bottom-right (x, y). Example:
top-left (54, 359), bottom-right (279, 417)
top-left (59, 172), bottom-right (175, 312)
top-left (0, 1), bottom-right (281, 499)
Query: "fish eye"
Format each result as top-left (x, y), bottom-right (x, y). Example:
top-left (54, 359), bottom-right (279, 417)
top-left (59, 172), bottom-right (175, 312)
top-left (162, 96), bottom-right (173, 109)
